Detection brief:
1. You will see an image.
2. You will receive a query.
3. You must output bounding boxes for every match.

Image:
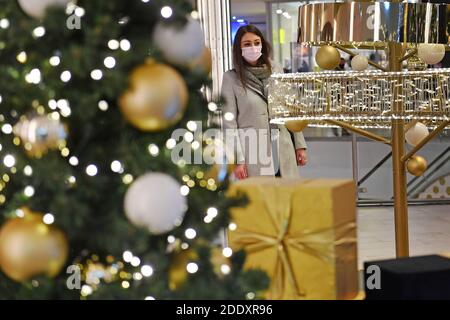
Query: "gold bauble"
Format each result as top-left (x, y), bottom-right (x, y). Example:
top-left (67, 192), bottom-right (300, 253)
top-left (13, 115), bottom-right (68, 158)
top-left (168, 249), bottom-right (198, 291)
top-left (119, 61), bottom-right (188, 131)
top-left (285, 120), bottom-right (309, 133)
top-left (406, 56), bottom-right (427, 71)
top-left (188, 47), bottom-right (212, 74)
top-left (0, 208), bottom-right (69, 282)
top-left (315, 45), bottom-right (341, 70)
top-left (407, 156), bottom-right (428, 177)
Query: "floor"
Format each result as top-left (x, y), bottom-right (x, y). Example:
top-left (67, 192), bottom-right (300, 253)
top-left (357, 205), bottom-right (450, 270)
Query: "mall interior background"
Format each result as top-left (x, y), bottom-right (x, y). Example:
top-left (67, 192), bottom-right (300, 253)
top-left (219, 0), bottom-right (450, 204)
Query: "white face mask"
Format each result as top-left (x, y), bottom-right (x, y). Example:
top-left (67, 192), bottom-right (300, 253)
top-left (242, 46), bottom-right (262, 63)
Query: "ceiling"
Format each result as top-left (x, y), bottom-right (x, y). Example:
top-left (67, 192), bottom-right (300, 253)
top-left (230, 0), bottom-right (268, 20)
top-left (230, 0), bottom-right (303, 22)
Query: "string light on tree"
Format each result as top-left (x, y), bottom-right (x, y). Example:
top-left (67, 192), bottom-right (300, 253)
top-left (67, 176), bottom-right (76, 185)
top-left (190, 11), bottom-right (199, 20)
top-left (122, 174), bottom-right (133, 184)
top-left (221, 264), bottom-right (231, 275)
top-left (15, 209), bottom-right (25, 217)
top-left (60, 71), bottom-right (71, 82)
top-left (207, 207), bottom-right (218, 218)
top-left (166, 139), bottom-right (176, 150)
top-left (222, 247), bottom-right (233, 258)
top-left (103, 56), bottom-right (116, 69)
top-left (3, 155), bottom-right (16, 168)
top-left (32, 26), bottom-right (45, 38)
top-left (130, 256), bottom-right (141, 267)
top-left (148, 144), bottom-right (159, 156)
top-left (48, 99), bottom-right (57, 109)
top-left (246, 292), bottom-right (256, 300)
top-left (74, 7), bottom-right (85, 17)
top-left (120, 39), bottom-right (131, 51)
top-left (181, 243), bottom-right (189, 250)
top-left (24, 165), bottom-right (33, 176)
top-left (110, 160), bottom-right (123, 173)
top-left (186, 121), bottom-right (197, 132)
top-left (24, 186), bottom-right (35, 197)
top-left (191, 141), bottom-right (200, 150)
top-left (49, 56), bottom-right (60, 66)
top-left (208, 102), bottom-right (218, 112)
top-left (0, 18), bottom-right (9, 29)
top-left (69, 156), bottom-right (79, 166)
top-left (133, 272), bottom-right (143, 281)
top-left (184, 228), bottom-right (196, 240)
top-left (81, 285), bottom-right (93, 297)
top-left (123, 251), bottom-right (133, 263)
top-left (2, 124), bottom-right (13, 134)
top-left (141, 265), bottom-right (153, 277)
top-left (184, 132), bottom-right (194, 143)
top-left (98, 100), bottom-right (109, 111)
top-left (16, 51), bottom-right (27, 64)
top-left (161, 6), bottom-right (173, 18)
top-left (108, 39), bottom-right (120, 50)
top-left (25, 68), bottom-right (41, 84)
top-left (86, 164), bottom-right (98, 176)
top-left (180, 185), bottom-right (190, 196)
top-left (90, 69), bottom-right (103, 80)
top-left (43, 213), bottom-right (54, 225)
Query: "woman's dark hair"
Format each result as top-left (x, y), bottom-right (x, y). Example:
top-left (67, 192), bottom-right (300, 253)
top-left (232, 25), bottom-right (272, 88)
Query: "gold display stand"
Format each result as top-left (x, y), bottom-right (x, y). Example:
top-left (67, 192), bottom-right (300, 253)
top-left (269, 1), bottom-right (450, 258)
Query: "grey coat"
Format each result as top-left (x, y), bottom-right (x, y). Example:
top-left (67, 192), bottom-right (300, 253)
top-left (221, 69), bottom-right (307, 178)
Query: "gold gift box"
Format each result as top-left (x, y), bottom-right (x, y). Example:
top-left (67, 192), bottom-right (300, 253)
top-left (227, 177), bottom-right (358, 300)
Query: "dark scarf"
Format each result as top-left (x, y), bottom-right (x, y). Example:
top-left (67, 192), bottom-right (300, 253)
top-left (244, 65), bottom-right (271, 101)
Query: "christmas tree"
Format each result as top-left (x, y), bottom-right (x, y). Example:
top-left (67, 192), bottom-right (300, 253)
top-left (0, 0), bottom-right (267, 299)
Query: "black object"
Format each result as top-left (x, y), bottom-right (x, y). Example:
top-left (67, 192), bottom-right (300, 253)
top-left (364, 255), bottom-right (450, 300)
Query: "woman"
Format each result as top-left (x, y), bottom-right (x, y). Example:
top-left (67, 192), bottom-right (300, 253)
top-left (221, 25), bottom-right (308, 179)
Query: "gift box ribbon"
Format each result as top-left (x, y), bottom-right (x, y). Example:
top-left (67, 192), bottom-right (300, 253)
top-left (230, 184), bottom-right (356, 299)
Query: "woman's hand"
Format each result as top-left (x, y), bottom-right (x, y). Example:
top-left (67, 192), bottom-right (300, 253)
top-left (296, 149), bottom-right (308, 166)
top-left (233, 164), bottom-right (248, 180)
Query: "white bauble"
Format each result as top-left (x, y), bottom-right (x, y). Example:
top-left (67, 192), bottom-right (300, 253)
top-left (351, 55), bottom-right (369, 71)
top-left (18, 0), bottom-right (71, 19)
top-left (152, 16), bottom-right (205, 66)
top-left (124, 173), bottom-right (187, 235)
top-left (405, 122), bottom-right (429, 147)
top-left (417, 43), bottom-right (446, 65)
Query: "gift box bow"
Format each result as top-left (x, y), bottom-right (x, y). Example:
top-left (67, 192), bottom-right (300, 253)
top-left (229, 183), bottom-right (356, 299)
